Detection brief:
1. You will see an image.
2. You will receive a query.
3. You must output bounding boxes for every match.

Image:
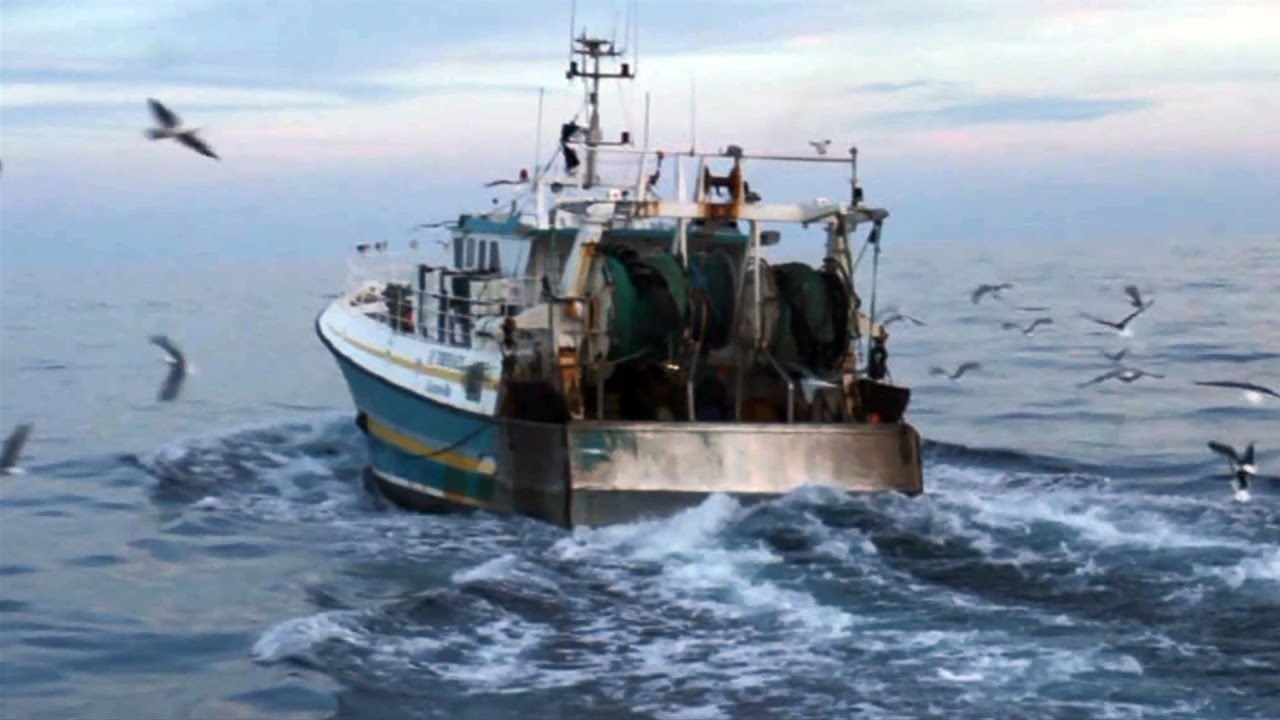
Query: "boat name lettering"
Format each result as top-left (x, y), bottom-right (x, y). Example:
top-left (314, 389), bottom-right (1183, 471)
top-left (425, 380), bottom-right (453, 397)
top-left (429, 350), bottom-right (468, 368)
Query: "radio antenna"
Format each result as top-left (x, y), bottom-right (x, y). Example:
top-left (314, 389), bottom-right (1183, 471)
top-left (689, 77), bottom-right (697, 155)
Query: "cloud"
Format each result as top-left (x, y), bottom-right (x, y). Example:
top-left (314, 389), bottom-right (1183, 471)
top-left (869, 96), bottom-right (1156, 127)
top-left (849, 80), bottom-right (935, 94)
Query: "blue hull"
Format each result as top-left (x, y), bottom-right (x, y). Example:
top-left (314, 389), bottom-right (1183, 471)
top-left (318, 322), bottom-right (499, 510)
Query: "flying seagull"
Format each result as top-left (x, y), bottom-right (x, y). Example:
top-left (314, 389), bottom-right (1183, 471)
top-left (971, 283), bottom-right (1013, 304)
top-left (409, 220), bottom-right (457, 233)
top-left (144, 98), bottom-right (219, 160)
top-left (881, 312), bottom-right (926, 327)
top-left (1124, 284), bottom-right (1154, 310)
top-left (1208, 441), bottom-right (1256, 501)
top-left (1193, 379), bottom-right (1280, 405)
top-left (1001, 317), bottom-right (1053, 336)
top-left (1077, 366), bottom-right (1164, 388)
top-left (149, 334), bottom-right (188, 402)
top-left (1102, 348), bottom-right (1128, 363)
top-left (1079, 305), bottom-right (1150, 336)
top-left (483, 168), bottom-right (530, 187)
top-left (808, 139), bottom-right (832, 155)
top-left (930, 361), bottom-right (981, 381)
top-left (1, 423), bottom-right (33, 476)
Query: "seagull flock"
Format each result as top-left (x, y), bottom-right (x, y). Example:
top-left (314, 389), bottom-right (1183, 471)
top-left (897, 280), bottom-right (1274, 502)
top-left (0, 99), bottom-right (211, 476)
top-left (1, 113), bottom-right (1273, 502)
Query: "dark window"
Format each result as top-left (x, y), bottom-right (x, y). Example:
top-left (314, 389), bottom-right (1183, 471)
top-left (453, 237), bottom-right (464, 267)
top-left (465, 238), bottom-right (476, 268)
top-left (478, 240), bottom-right (488, 271)
top-left (489, 242), bottom-right (502, 272)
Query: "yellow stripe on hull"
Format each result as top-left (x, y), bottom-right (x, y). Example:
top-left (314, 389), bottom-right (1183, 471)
top-left (364, 414), bottom-right (493, 475)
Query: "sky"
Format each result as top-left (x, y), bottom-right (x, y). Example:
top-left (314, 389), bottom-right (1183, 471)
top-left (0, 0), bottom-right (1277, 266)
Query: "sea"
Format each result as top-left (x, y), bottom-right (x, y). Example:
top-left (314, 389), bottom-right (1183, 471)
top-left (1, 234), bottom-right (1277, 719)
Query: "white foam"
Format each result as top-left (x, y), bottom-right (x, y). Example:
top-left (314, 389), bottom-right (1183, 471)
top-left (251, 610), bottom-right (364, 663)
top-left (1202, 547), bottom-right (1280, 589)
top-left (451, 554), bottom-right (520, 584)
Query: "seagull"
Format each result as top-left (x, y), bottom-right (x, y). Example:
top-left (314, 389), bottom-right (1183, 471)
top-left (1192, 379), bottom-right (1280, 405)
top-left (144, 98), bottom-right (219, 161)
top-left (930, 362), bottom-right (981, 381)
top-left (1076, 366), bottom-right (1164, 388)
top-left (1208, 441), bottom-right (1256, 501)
top-left (149, 334), bottom-right (188, 402)
top-left (1101, 348), bottom-right (1128, 363)
top-left (1079, 304), bottom-right (1150, 336)
top-left (808, 139), bottom-right (832, 155)
top-left (1123, 284), bottom-right (1154, 310)
top-left (483, 168), bottom-right (530, 187)
top-left (971, 283), bottom-right (1013, 304)
top-left (1001, 317), bottom-right (1053, 336)
top-left (881, 312), bottom-right (926, 327)
top-left (409, 220), bottom-right (457, 233)
top-left (784, 362), bottom-right (839, 404)
top-left (356, 243), bottom-right (371, 254)
top-left (1, 423), bottom-right (33, 476)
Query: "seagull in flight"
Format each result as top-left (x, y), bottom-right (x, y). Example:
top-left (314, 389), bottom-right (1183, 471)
top-left (808, 139), bottom-right (832, 155)
top-left (149, 334), bottom-right (189, 402)
top-left (1101, 348), bottom-right (1128, 363)
top-left (1079, 305), bottom-right (1150, 336)
top-left (409, 220), bottom-right (457, 233)
top-left (971, 283), bottom-right (1013, 304)
top-left (1077, 366), bottom-right (1164, 388)
top-left (483, 168), bottom-right (530, 187)
top-left (881, 312), bottom-right (926, 328)
top-left (1001, 317), bottom-right (1053, 336)
top-left (1193, 379), bottom-right (1280, 405)
top-left (930, 361), bottom-right (981, 381)
top-left (144, 98), bottom-right (219, 160)
top-left (1, 423), bottom-right (33, 476)
top-left (1208, 441), bottom-right (1256, 501)
top-left (1124, 284), bottom-right (1154, 310)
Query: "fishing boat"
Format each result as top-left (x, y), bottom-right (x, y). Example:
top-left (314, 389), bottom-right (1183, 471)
top-left (315, 29), bottom-right (923, 527)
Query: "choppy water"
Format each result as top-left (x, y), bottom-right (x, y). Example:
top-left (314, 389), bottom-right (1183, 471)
top-left (2, 236), bottom-right (1278, 719)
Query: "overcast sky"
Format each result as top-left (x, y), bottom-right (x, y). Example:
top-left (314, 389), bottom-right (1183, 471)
top-left (1, 0), bottom-right (1277, 265)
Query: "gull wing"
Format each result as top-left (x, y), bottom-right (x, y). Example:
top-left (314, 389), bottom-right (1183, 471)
top-left (1124, 284), bottom-right (1144, 308)
top-left (1079, 312), bottom-right (1116, 329)
top-left (1208, 441), bottom-right (1240, 465)
top-left (1193, 380), bottom-right (1278, 398)
top-left (1078, 368), bottom-right (1123, 388)
top-left (176, 132), bottom-right (219, 160)
top-left (147, 98), bottom-right (181, 128)
top-left (1116, 304), bottom-right (1148, 329)
top-left (1, 423), bottom-right (34, 471)
top-left (149, 335), bottom-right (187, 368)
top-left (954, 361), bottom-right (981, 378)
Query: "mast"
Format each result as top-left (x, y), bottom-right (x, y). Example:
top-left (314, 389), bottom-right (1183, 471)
top-left (566, 32), bottom-right (635, 188)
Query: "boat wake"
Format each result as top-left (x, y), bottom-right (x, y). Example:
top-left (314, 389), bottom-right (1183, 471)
top-left (91, 415), bottom-right (1277, 718)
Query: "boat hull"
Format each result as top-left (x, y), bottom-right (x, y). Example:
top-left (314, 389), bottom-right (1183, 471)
top-left (498, 418), bottom-right (922, 526)
top-left (320, 319), bottom-right (502, 511)
top-left (318, 311), bottom-right (923, 527)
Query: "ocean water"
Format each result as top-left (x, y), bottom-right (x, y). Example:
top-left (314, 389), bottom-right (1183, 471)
top-left (1, 235), bottom-right (1278, 719)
